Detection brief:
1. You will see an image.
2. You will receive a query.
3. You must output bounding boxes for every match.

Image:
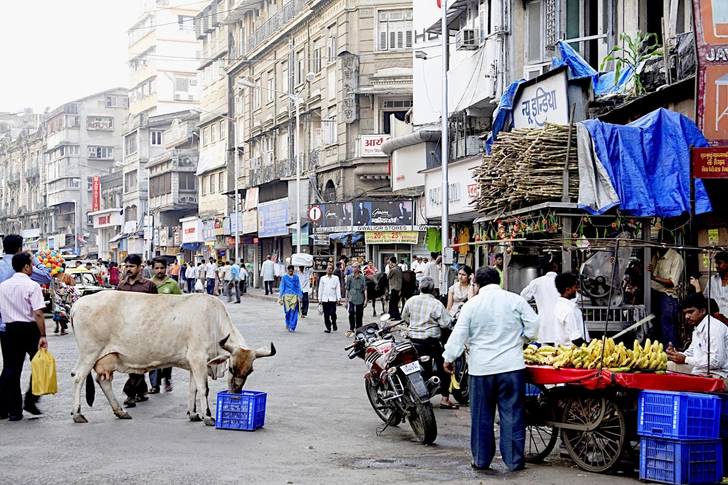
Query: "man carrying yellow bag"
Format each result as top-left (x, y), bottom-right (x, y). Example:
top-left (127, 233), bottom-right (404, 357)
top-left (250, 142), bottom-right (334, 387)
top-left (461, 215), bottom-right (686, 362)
top-left (0, 253), bottom-right (49, 421)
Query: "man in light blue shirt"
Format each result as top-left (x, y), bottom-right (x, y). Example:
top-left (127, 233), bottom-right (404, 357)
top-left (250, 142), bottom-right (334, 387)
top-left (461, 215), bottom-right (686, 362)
top-left (229, 260), bottom-right (241, 304)
top-left (0, 235), bottom-right (52, 332)
top-left (443, 266), bottom-right (539, 472)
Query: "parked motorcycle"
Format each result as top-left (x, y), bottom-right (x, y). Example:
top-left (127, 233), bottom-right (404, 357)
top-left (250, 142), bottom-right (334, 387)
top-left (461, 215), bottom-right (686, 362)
top-left (345, 314), bottom-right (438, 445)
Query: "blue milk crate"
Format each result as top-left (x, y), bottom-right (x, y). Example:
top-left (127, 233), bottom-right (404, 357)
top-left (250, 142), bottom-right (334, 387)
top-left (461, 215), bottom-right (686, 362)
top-left (215, 390), bottom-right (267, 431)
top-left (638, 390), bottom-right (721, 440)
top-left (639, 437), bottom-right (722, 485)
top-left (525, 384), bottom-right (541, 397)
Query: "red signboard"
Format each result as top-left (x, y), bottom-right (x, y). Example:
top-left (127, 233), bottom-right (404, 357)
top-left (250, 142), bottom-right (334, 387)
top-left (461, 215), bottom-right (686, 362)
top-left (693, 146), bottom-right (728, 178)
top-left (693, 1), bottom-right (728, 145)
top-left (92, 176), bottom-right (101, 212)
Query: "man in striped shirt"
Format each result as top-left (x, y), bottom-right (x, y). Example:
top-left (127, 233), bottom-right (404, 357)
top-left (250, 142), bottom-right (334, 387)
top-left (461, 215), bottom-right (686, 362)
top-left (0, 253), bottom-right (49, 420)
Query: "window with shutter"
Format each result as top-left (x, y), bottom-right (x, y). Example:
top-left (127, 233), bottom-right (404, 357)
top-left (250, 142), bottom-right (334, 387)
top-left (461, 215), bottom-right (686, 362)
top-left (378, 10), bottom-right (413, 51)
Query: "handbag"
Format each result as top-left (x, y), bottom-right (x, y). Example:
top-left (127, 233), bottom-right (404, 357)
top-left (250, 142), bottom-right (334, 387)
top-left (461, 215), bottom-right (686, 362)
top-left (31, 349), bottom-right (57, 396)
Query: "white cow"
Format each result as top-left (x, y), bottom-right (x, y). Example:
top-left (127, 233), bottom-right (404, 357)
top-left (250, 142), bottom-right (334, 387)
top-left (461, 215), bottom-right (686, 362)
top-left (69, 291), bottom-right (275, 425)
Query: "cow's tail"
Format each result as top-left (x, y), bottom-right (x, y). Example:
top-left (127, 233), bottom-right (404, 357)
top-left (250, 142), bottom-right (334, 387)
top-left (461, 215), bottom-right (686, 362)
top-left (85, 374), bottom-right (95, 407)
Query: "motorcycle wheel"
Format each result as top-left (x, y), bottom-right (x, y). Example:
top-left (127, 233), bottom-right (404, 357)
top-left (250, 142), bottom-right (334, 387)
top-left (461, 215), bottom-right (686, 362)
top-left (404, 382), bottom-right (437, 445)
top-left (365, 379), bottom-right (401, 426)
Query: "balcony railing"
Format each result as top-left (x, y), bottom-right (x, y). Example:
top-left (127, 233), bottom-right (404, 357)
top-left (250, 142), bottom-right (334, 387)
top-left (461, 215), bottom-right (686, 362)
top-left (7, 173), bottom-right (20, 185)
top-left (246, 0), bottom-right (306, 55)
top-left (307, 149), bottom-right (320, 171)
top-left (25, 167), bottom-right (39, 178)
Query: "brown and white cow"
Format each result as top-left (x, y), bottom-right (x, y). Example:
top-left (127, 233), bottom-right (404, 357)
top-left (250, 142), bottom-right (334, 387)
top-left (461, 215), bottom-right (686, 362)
top-left (69, 292), bottom-right (275, 425)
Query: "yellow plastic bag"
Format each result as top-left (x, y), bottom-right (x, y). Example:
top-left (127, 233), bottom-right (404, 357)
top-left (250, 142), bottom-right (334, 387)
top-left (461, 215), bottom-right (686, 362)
top-left (31, 349), bottom-right (57, 396)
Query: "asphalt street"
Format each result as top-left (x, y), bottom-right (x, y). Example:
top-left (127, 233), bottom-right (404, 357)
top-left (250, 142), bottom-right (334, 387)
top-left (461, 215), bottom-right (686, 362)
top-left (0, 291), bottom-right (641, 484)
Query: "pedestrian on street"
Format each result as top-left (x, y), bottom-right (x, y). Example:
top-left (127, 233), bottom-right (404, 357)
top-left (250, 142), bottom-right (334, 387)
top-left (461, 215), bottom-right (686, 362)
top-left (185, 262), bottom-right (197, 293)
top-left (109, 262), bottom-right (120, 286)
top-left (169, 259), bottom-right (181, 282)
top-left (387, 257), bottom-right (403, 320)
top-left (239, 259), bottom-right (248, 295)
top-left (117, 254), bottom-right (158, 408)
top-left (149, 257), bottom-right (181, 394)
top-left (229, 260), bottom-right (241, 304)
top-left (648, 232), bottom-right (684, 347)
top-left (205, 257), bottom-right (217, 296)
top-left (401, 276), bottom-right (457, 409)
top-left (443, 266), bottom-right (540, 472)
top-left (364, 260), bottom-right (378, 277)
top-left (222, 261), bottom-right (233, 298)
top-left (345, 262), bottom-right (367, 336)
top-left (142, 260), bottom-right (154, 279)
top-left (296, 266), bottom-right (313, 318)
top-left (261, 255), bottom-right (275, 295)
top-left (0, 253), bottom-right (50, 421)
top-left (422, 252), bottom-right (441, 297)
top-left (196, 261), bottom-right (206, 292)
top-left (278, 265), bottom-right (303, 332)
top-left (318, 264), bottom-right (341, 333)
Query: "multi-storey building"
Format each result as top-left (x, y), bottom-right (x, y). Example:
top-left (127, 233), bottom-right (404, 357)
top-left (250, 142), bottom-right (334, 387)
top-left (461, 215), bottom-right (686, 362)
top-left (127, 0), bottom-right (202, 116)
top-left (0, 109), bottom-right (42, 143)
top-left (204, 0), bottom-right (414, 276)
top-left (43, 88), bottom-right (129, 256)
top-left (0, 126), bottom-right (51, 251)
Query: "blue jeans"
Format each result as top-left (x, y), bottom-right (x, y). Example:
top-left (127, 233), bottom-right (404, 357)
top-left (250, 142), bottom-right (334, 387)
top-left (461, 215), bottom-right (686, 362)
top-left (206, 278), bottom-right (215, 295)
top-left (469, 369), bottom-right (526, 471)
top-left (651, 291), bottom-right (681, 348)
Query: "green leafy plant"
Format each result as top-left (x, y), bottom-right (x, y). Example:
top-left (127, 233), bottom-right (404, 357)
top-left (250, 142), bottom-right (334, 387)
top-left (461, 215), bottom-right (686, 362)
top-left (600, 31), bottom-right (663, 96)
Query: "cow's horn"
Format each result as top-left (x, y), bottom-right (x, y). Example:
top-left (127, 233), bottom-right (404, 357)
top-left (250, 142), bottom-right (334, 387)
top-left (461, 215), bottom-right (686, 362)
top-left (255, 342), bottom-right (276, 358)
top-left (219, 334), bottom-right (235, 354)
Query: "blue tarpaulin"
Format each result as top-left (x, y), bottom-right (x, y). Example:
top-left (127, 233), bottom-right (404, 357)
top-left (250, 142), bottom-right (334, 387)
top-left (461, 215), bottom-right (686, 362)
top-left (581, 108), bottom-right (712, 217)
top-left (550, 41), bottom-right (633, 96)
top-left (485, 79), bottom-right (525, 154)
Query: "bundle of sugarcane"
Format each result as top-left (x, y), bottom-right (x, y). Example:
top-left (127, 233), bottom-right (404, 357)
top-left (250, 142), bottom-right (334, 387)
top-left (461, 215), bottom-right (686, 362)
top-left (471, 123), bottom-right (579, 214)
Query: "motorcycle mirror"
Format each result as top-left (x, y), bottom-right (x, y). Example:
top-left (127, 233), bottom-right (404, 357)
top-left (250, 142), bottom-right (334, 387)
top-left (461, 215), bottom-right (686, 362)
top-left (379, 314), bottom-right (391, 323)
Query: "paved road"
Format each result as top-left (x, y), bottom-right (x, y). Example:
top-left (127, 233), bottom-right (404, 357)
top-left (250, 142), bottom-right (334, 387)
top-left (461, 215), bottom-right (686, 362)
top-left (0, 294), bottom-right (640, 484)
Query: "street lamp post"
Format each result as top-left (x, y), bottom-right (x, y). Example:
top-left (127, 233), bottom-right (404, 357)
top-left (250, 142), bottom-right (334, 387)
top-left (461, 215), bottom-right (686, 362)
top-left (238, 79), bottom-right (305, 255)
top-left (440, 2), bottom-right (450, 296)
top-left (72, 178), bottom-right (81, 255)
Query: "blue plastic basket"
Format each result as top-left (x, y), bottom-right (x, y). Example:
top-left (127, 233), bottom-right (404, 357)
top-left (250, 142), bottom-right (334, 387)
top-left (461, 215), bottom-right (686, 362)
top-left (720, 395), bottom-right (728, 438)
top-left (640, 437), bottom-right (722, 485)
top-left (525, 384), bottom-right (541, 397)
top-left (215, 390), bottom-right (267, 431)
top-left (638, 390), bottom-right (721, 440)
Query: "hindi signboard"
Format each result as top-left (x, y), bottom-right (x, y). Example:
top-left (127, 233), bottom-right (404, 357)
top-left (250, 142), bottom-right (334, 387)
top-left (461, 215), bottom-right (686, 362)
top-left (92, 176), bottom-right (100, 212)
top-left (693, 146), bottom-right (728, 177)
top-left (513, 68), bottom-right (569, 129)
top-left (361, 135), bottom-right (391, 157)
top-left (258, 199), bottom-right (289, 238)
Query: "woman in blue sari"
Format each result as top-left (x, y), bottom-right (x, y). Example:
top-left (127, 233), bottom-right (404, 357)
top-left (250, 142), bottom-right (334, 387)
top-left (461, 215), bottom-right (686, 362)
top-left (278, 264), bottom-right (303, 332)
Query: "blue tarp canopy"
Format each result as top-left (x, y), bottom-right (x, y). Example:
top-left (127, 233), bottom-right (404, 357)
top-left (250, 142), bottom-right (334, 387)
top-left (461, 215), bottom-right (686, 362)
top-left (580, 108), bottom-right (712, 217)
top-left (551, 41), bottom-right (633, 96)
top-left (181, 242), bottom-right (202, 251)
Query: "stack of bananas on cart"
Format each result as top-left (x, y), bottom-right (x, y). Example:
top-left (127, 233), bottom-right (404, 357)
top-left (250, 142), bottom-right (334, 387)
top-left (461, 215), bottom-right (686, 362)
top-left (523, 338), bottom-right (668, 372)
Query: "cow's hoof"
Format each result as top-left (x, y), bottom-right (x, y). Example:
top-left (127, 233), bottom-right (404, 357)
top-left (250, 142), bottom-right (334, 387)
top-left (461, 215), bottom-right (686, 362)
top-left (73, 414), bottom-right (88, 424)
top-left (118, 412), bottom-right (132, 419)
top-left (189, 414), bottom-right (202, 422)
top-left (203, 416), bottom-right (215, 426)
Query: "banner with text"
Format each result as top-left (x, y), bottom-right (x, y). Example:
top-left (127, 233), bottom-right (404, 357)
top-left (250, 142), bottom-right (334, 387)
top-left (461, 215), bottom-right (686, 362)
top-left (365, 231), bottom-right (419, 244)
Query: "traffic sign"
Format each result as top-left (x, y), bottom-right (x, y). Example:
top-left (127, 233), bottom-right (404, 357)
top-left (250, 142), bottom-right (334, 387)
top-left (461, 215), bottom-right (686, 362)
top-left (308, 205), bottom-right (322, 222)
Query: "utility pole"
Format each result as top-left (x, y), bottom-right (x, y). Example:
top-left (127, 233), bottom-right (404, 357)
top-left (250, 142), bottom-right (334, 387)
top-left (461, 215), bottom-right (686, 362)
top-left (440, 1), bottom-right (450, 295)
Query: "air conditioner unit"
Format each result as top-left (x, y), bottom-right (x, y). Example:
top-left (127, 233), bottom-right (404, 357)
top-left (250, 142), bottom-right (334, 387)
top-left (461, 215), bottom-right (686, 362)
top-left (456, 29), bottom-right (478, 51)
top-left (174, 94), bottom-right (182, 101)
top-left (187, 95), bottom-right (195, 101)
top-left (466, 136), bottom-right (483, 156)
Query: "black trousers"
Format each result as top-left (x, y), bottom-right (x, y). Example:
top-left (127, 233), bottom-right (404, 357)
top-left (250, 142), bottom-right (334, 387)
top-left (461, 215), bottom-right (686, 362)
top-left (411, 337), bottom-right (449, 398)
top-left (389, 289), bottom-right (401, 319)
top-left (348, 303), bottom-right (364, 330)
top-left (123, 374), bottom-right (148, 399)
top-left (149, 368), bottom-right (172, 387)
top-left (322, 302), bottom-right (337, 330)
top-left (264, 280), bottom-right (273, 295)
top-left (301, 292), bottom-right (309, 316)
top-left (0, 322), bottom-right (41, 417)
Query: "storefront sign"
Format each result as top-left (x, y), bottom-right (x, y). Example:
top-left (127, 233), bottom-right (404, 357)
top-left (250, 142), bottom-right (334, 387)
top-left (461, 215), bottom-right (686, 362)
top-left (694, 146), bottom-right (728, 177)
top-left (694, 1), bottom-right (728, 145)
top-left (341, 53), bottom-right (359, 124)
top-left (159, 227), bottom-right (169, 247)
top-left (202, 220), bottom-right (216, 241)
top-left (245, 187), bottom-right (259, 211)
top-left (242, 209), bottom-right (258, 234)
top-left (292, 223), bottom-right (309, 246)
top-left (181, 218), bottom-right (203, 243)
top-left (92, 176), bottom-right (101, 212)
top-left (93, 210), bottom-right (122, 228)
top-left (153, 228), bottom-right (159, 246)
top-left (21, 228), bottom-right (40, 239)
top-left (351, 201), bottom-right (413, 226)
top-left (513, 69), bottom-right (569, 128)
top-left (312, 234), bottom-right (330, 246)
top-left (319, 202), bottom-right (353, 231)
top-left (173, 228), bottom-right (180, 246)
top-left (361, 134), bottom-right (391, 157)
top-left (258, 199), bottom-right (289, 237)
top-left (365, 231), bottom-right (419, 244)
top-left (424, 157), bottom-right (481, 219)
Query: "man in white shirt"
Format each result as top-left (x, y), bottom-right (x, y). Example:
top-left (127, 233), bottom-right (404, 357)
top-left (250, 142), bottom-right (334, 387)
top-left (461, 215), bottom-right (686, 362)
top-left (692, 251), bottom-right (728, 315)
top-left (552, 273), bottom-right (590, 347)
top-left (520, 259), bottom-right (560, 345)
top-left (222, 261), bottom-right (233, 300)
top-left (205, 258), bottom-right (217, 295)
top-left (317, 264), bottom-right (341, 333)
top-left (238, 259), bottom-right (249, 295)
top-left (443, 267), bottom-right (539, 471)
top-left (296, 266), bottom-right (313, 318)
top-left (667, 293), bottom-right (728, 380)
top-left (184, 263), bottom-right (197, 293)
top-left (422, 252), bottom-right (441, 295)
top-left (261, 255), bottom-right (275, 295)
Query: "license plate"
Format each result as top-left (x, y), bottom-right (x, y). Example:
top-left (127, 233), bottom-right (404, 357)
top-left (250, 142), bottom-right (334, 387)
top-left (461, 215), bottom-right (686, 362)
top-left (400, 362), bottom-right (420, 375)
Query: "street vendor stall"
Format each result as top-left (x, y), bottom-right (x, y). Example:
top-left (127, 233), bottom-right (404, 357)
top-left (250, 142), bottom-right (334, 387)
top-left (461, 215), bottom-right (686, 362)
top-left (523, 365), bottom-right (724, 473)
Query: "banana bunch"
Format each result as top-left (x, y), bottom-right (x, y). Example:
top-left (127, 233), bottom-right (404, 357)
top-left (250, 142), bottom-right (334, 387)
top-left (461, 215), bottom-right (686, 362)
top-left (525, 337), bottom-right (668, 372)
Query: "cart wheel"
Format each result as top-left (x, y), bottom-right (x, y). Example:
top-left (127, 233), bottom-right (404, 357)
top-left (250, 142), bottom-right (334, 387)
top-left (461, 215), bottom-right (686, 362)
top-left (524, 385), bottom-right (558, 463)
top-left (561, 395), bottom-right (626, 473)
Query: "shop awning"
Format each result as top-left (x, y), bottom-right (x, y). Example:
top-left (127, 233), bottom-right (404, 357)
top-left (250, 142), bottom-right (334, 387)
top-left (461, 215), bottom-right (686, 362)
top-left (109, 233), bottom-right (124, 243)
top-left (329, 232), bottom-right (364, 244)
top-left (182, 242), bottom-right (202, 251)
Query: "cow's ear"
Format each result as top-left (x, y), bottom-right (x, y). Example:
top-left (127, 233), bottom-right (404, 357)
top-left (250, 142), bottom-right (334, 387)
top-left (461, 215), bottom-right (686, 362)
top-left (207, 354), bottom-right (229, 366)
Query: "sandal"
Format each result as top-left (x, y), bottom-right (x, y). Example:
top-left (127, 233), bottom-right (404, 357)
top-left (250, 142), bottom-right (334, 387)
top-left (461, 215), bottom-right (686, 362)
top-left (439, 402), bottom-right (459, 409)
top-left (149, 387), bottom-right (160, 394)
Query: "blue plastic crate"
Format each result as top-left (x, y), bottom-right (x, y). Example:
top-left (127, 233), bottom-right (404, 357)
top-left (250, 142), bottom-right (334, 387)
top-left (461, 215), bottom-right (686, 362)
top-left (640, 437), bottom-right (722, 485)
top-left (638, 390), bottom-right (721, 440)
top-left (720, 395), bottom-right (728, 438)
top-left (215, 390), bottom-right (266, 431)
top-left (525, 384), bottom-right (541, 397)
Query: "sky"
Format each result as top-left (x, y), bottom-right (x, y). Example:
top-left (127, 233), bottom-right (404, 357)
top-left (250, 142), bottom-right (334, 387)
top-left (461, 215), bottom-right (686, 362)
top-left (0, 1), bottom-right (140, 113)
